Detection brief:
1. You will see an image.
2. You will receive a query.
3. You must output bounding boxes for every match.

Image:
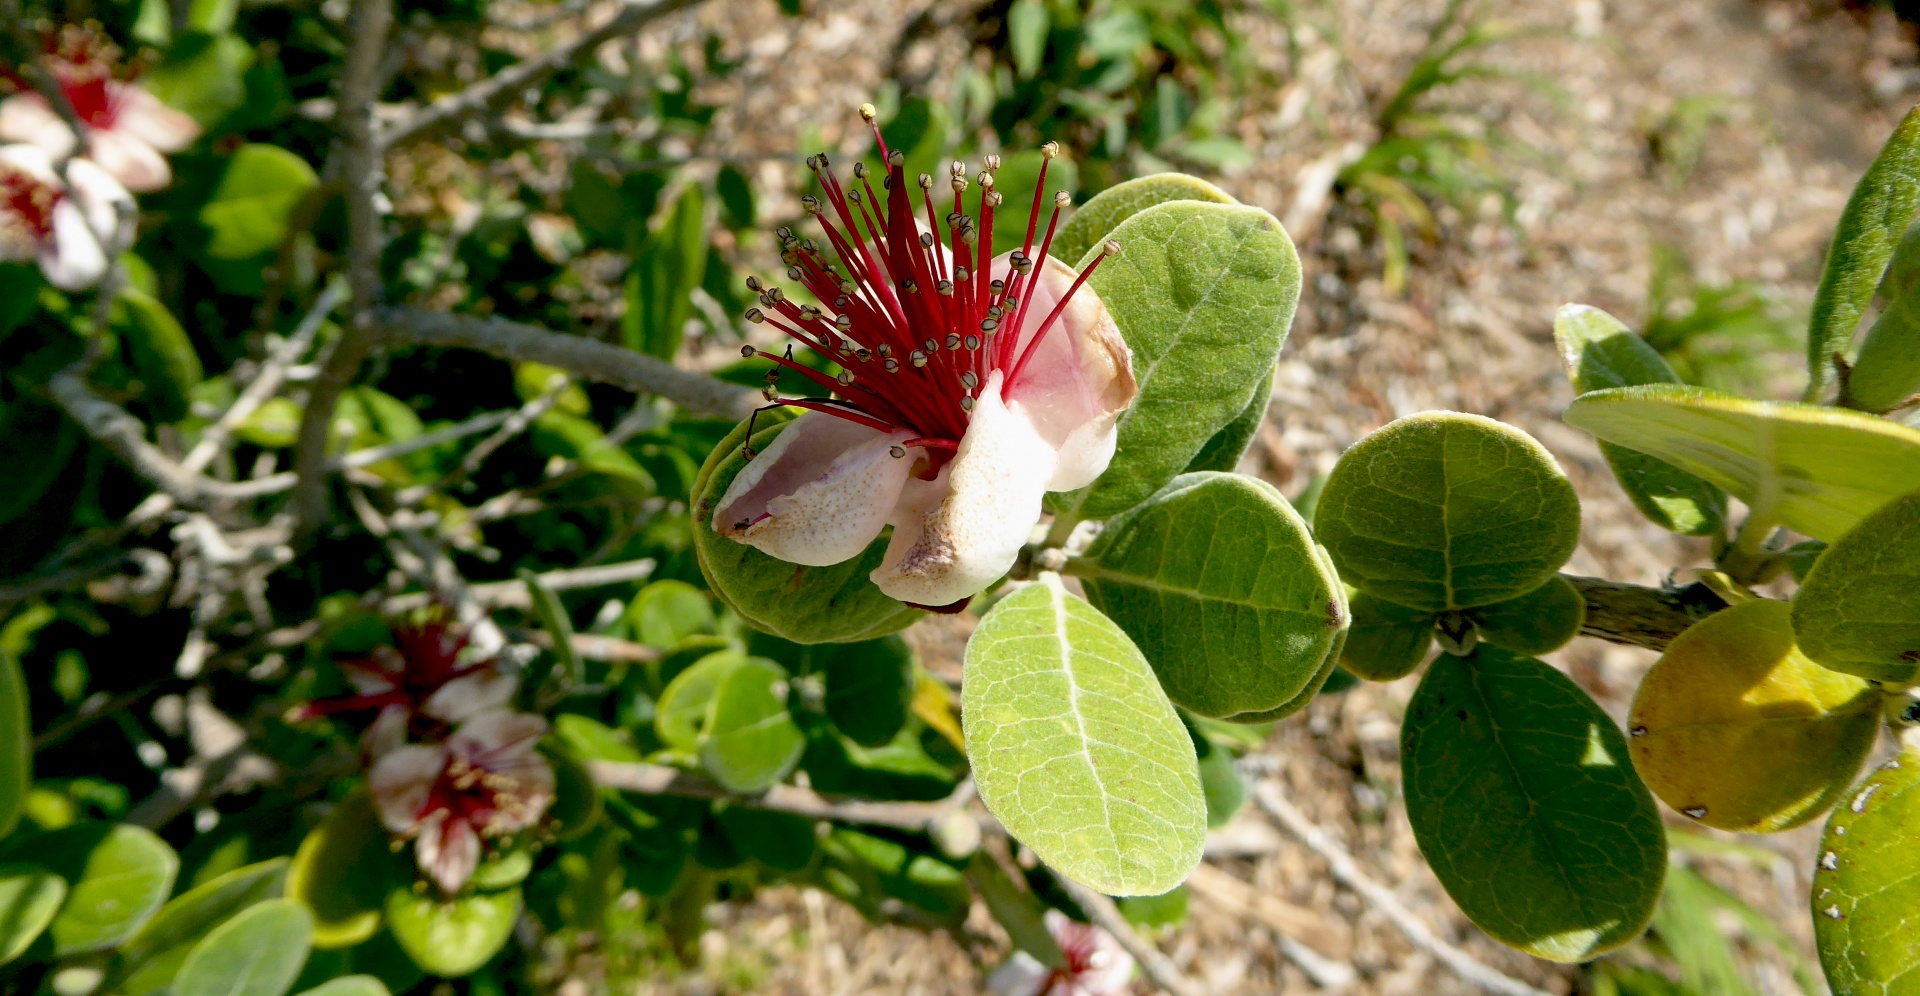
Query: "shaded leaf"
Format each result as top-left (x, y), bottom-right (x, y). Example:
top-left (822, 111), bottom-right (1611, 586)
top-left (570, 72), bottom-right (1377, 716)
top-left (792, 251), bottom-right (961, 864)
top-left (0, 864), bottom-right (64, 965)
top-left (1469, 576), bottom-right (1585, 656)
top-left (1339, 590), bottom-right (1433, 681)
top-left (1793, 489), bottom-right (1920, 682)
top-left (172, 898), bottom-right (313, 996)
top-left (112, 857), bottom-right (290, 995)
top-left (1807, 104), bottom-right (1920, 398)
top-left (286, 790), bottom-right (405, 949)
top-left (0, 822), bottom-right (178, 955)
top-left (199, 144), bottom-right (318, 260)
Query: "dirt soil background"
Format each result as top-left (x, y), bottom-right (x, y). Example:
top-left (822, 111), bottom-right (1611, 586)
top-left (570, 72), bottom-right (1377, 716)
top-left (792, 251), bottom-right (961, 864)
top-left (520, 0), bottom-right (1918, 991)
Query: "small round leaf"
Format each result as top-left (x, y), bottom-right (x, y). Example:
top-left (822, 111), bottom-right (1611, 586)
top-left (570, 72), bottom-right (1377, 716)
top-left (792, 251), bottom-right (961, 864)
top-left (287, 791), bottom-right (406, 949)
top-left (1793, 489), bottom-right (1920, 683)
top-left (172, 898), bottom-right (314, 996)
top-left (1630, 600), bottom-right (1879, 833)
top-left (699, 658), bottom-right (806, 793)
top-left (1316, 412), bottom-right (1581, 612)
top-left (0, 864), bottom-right (65, 965)
top-left (112, 857), bottom-right (289, 994)
top-left (383, 886), bottom-right (520, 978)
top-left (1339, 590), bottom-right (1434, 681)
top-left (0, 822), bottom-right (179, 956)
top-left (1469, 576), bottom-right (1586, 656)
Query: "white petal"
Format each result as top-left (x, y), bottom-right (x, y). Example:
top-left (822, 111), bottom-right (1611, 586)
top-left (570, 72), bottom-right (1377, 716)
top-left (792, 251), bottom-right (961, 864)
top-left (360, 704), bottom-right (410, 762)
top-left (995, 254), bottom-right (1136, 492)
top-left (368, 743), bottom-right (448, 832)
top-left (712, 410), bottom-right (919, 567)
top-left (415, 812), bottom-right (481, 894)
top-left (63, 158), bottom-right (133, 247)
top-left (340, 649), bottom-right (403, 695)
top-left (985, 950), bottom-right (1051, 996)
top-left (421, 665), bottom-right (519, 724)
top-left (0, 98), bottom-right (77, 162)
top-left (39, 200), bottom-right (106, 291)
top-left (109, 85), bottom-right (201, 153)
top-left (450, 708), bottom-right (548, 761)
top-left (84, 129), bottom-right (171, 193)
top-left (871, 371), bottom-right (1055, 606)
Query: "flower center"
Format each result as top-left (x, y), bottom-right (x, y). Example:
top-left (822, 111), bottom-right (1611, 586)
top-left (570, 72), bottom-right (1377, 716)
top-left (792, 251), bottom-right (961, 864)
top-left (45, 26), bottom-right (123, 129)
top-left (0, 165), bottom-right (59, 250)
top-left (739, 104), bottom-right (1116, 467)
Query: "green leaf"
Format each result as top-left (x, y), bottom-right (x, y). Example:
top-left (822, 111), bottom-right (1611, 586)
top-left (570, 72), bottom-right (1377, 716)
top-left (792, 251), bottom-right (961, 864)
top-left (145, 32), bottom-right (253, 127)
top-left (236, 397), bottom-right (302, 449)
top-left (1469, 576), bottom-right (1585, 656)
top-left (550, 714), bottom-right (641, 764)
top-left (655, 649), bottom-right (744, 752)
top-left (199, 144), bottom-right (319, 260)
top-left (1631, 600), bottom-right (1878, 833)
top-left (691, 411), bottom-right (923, 643)
top-left (820, 635), bottom-right (916, 748)
top-left (1183, 364), bottom-right (1272, 475)
top-left (1076, 472), bottom-right (1347, 718)
top-left (700, 658), bottom-right (806, 793)
top-left (0, 864), bottom-right (65, 965)
top-left (1053, 173), bottom-right (1238, 267)
top-left (1564, 384), bottom-right (1920, 542)
top-left (1221, 632), bottom-right (1343, 723)
top-left (530, 410), bottom-right (655, 498)
top-left (1190, 725), bottom-right (1246, 829)
top-left (1401, 646), bottom-right (1665, 962)
top-left (468, 850), bottom-right (532, 891)
top-left (1814, 750), bottom-right (1920, 996)
top-left (1848, 221), bottom-right (1920, 411)
top-left (623, 185), bottom-right (707, 361)
top-left (1008, 0), bottom-right (1049, 79)
top-left (293, 976), bottom-right (389, 996)
top-left (962, 580), bottom-right (1206, 896)
top-left (112, 858), bottom-right (290, 995)
top-left (1316, 412), bottom-right (1582, 612)
top-left (967, 855), bottom-right (1062, 967)
top-left (172, 898), bottom-right (313, 996)
top-left (1339, 590), bottom-right (1433, 681)
top-left (1793, 489), bottom-right (1920, 682)
top-left (817, 829), bottom-right (969, 923)
top-left (713, 806), bottom-right (816, 873)
top-left (1553, 304), bottom-right (1726, 535)
top-left (1117, 887), bottom-right (1189, 929)
top-left (624, 580), bottom-right (715, 649)
top-left (1056, 201), bottom-right (1302, 520)
top-left (539, 744), bottom-right (601, 843)
top-left (518, 568), bottom-right (582, 697)
top-left (716, 166), bottom-right (755, 229)
top-left (1807, 103), bottom-right (1920, 398)
top-left (0, 823), bottom-right (178, 955)
top-left (116, 287), bottom-right (204, 424)
top-left (0, 611), bottom-right (32, 841)
top-left (286, 790), bottom-right (405, 949)
top-left (384, 886), bottom-right (520, 978)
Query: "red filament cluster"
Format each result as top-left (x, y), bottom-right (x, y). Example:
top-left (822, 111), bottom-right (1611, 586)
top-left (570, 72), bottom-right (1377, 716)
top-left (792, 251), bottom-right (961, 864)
top-left (741, 105), bottom-right (1115, 467)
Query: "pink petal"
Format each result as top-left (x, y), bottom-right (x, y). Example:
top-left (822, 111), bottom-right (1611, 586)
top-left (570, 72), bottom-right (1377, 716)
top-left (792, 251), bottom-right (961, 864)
top-left (40, 200), bottom-right (106, 290)
top-left (367, 743), bottom-right (448, 832)
top-left (84, 129), bottom-right (171, 193)
top-left (421, 666), bottom-right (518, 724)
top-left (712, 410), bottom-right (920, 567)
top-left (985, 951), bottom-right (1052, 996)
top-left (360, 704), bottom-right (410, 762)
top-left (871, 370), bottom-right (1055, 606)
top-left (414, 812), bottom-right (481, 894)
top-left (0, 97), bottom-right (78, 161)
top-left (108, 85), bottom-right (201, 153)
top-left (0, 143), bottom-right (61, 185)
top-left (995, 254), bottom-right (1136, 491)
top-left (450, 709), bottom-right (548, 761)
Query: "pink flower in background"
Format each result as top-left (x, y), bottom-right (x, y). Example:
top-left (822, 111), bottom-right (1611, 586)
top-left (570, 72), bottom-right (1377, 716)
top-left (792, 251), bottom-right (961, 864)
top-left (987, 910), bottom-right (1137, 996)
top-left (288, 613), bottom-right (517, 757)
top-left (369, 709), bottom-right (555, 895)
top-left (0, 143), bottom-right (130, 290)
top-left (1, 26), bottom-right (200, 192)
top-left (711, 105), bottom-right (1136, 610)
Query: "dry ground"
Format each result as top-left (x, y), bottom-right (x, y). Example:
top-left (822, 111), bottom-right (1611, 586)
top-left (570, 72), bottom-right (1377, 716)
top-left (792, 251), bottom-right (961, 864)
top-left (541, 0), bottom-right (1920, 991)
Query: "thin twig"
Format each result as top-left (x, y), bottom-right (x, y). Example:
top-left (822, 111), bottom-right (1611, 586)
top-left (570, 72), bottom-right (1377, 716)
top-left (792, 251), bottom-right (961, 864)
top-left (375, 0), bottom-right (705, 151)
top-left (1053, 877), bottom-right (1208, 996)
top-left (0, 5), bottom-right (89, 165)
top-left (1247, 778), bottom-right (1555, 996)
top-left (291, 0), bottom-right (393, 536)
top-left (589, 760), bottom-right (978, 833)
top-left (187, 279), bottom-right (351, 478)
top-left (1563, 573), bottom-right (1723, 651)
top-left (370, 306), bottom-right (758, 419)
top-left (45, 368), bottom-right (263, 509)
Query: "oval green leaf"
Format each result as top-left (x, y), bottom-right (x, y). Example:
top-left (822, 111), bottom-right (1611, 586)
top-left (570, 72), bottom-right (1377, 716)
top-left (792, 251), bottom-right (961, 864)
top-left (1184, 364), bottom-right (1273, 475)
top-left (1630, 600), bottom-right (1878, 833)
top-left (1075, 472), bottom-right (1347, 718)
top-left (294, 976), bottom-right (390, 996)
top-left (112, 857), bottom-right (290, 995)
top-left (1553, 304), bottom-right (1726, 535)
top-left (1793, 489), bottom-right (1920, 682)
top-left (172, 898), bottom-right (313, 996)
top-left (625, 580), bottom-right (716, 649)
top-left (1316, 412), bottom-right (1582, 612)
top-left (655, 650), bottom-right (746, 752)
top-left (1339, 590), bottom-right (1434, 681)
top-left (1807, 103), bottom-right (1920, 398)
top-left (1053, 173), bottom-right (1238, 268)
top-left (820, 634), bottom-right (916, 748)
top-left (1401, 646), bottom-right (1665, 962)
top-left (692, 411), bottom-right (923, 644)
top-left (0, 864), bottom-right (65, 965)
top-left (699, 657), bottom-right (806, 794)
top-left (1056, 200), bottom-right (1302, 520)
top-left (384, 886), bottom-right (520, 978)
top-left (1814, 750), bottom-right (1920, 996)
top-left (1850, 223), bottom-right (1920, 412)
top-left (0, 822), bottom-right (179, 956)
top-left (963, 580), bottom-right (1206, 896)
top-left (199, 144), bottom-right (319, 261)
top-left (1564, 384), bottom-right (1920, 542)
top-left (1469, 576), bottom-right (1586, 656)
top-left (286, 790), bottom-right (405, 949)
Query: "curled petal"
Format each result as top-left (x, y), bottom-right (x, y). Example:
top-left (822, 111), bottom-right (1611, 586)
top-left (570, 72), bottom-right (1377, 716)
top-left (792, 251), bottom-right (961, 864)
top-left (63, 158), bottom-right (134, 249)
top-left (450, 708), bottom-right (548, 761)
top-left (111, 86), bottom-right (201, 153)
top-left (713, 411), bottom-right (919, 567)
top-left (997, 254), bottom-right (1136, 492)
top-left (0, 97), bottom-right (77, 161)
top-left (421, 665), bottom-right (518, 724)
top-left (414, 811), bottom-right (481, 895)
top-left (85, 128), bottom-right (171, 193)
top-left (871, 371), bottom-right (1054, 606)
top-left (40, 199), bottom-right (106, 290)
top-left (368, 743), bottom-right (449, 833)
